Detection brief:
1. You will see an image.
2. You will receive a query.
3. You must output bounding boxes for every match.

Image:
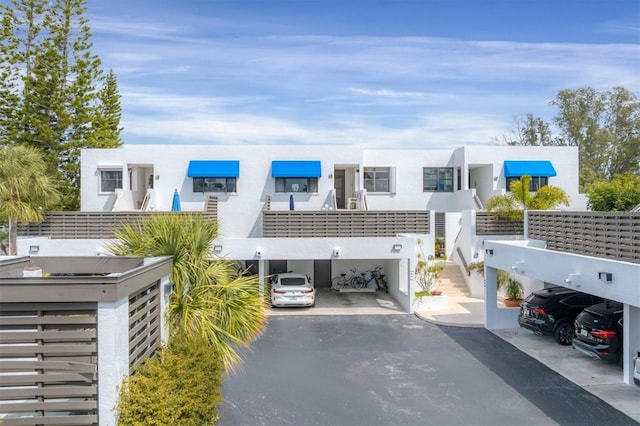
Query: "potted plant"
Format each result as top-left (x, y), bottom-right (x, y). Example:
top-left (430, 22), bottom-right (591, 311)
top-left (468, 261), bottom-right (523, 306)
top-left (503, 277), bottom-right (524, 307)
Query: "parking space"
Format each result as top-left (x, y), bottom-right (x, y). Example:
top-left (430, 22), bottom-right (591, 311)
top-left (268, 288), bottom-right (405, 316)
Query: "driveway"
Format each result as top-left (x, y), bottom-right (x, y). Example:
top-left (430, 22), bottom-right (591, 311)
top-left (218, 315), bottom-right (638, 426)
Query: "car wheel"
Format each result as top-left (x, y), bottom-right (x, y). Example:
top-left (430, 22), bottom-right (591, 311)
top-left (553, 320), bottom-right (574, 345)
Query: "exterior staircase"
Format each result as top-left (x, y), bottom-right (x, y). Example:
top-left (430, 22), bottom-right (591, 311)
top-left (436, 261), bottom-right (470, 297)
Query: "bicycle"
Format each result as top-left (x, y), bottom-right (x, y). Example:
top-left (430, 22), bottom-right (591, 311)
top-left (352, 269), bottom-right (379, 289)
top-left (370, 266), bottom-right (388, 293)
top-left (331, 268), bottom-right (360, 291)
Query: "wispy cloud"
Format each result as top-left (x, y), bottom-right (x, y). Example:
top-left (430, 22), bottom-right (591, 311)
top-left (86, 11), bottom-right (639, 149)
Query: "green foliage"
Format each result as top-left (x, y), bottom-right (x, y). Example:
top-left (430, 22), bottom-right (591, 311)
top-left (0, 144), bottom-right (60, 254)
top-left (116, 334), bottom-right (224, 426)
top-left (414, 239), bottom-right (444, 295)
top-left (468, 261), bottom-right (512, 290)
top-left (495, 87), bottom-right (640, 191)
top-left (504, 277), bottom-right (523, 301)
top-left (587, 174), bottom-right (640, 211)
top-left (0, 0), bottom-right (123, 210)
top-left (108, 214), bottom-right (268, 372)
top-left (485, 175), bottom-right (570, 220)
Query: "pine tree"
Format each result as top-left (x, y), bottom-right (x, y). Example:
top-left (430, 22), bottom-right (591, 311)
top-left (2, 0), bottom-right (123, 211)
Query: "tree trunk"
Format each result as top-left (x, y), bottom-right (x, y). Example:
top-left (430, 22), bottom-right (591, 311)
top-left (9, 216), bottom-right (17, 256)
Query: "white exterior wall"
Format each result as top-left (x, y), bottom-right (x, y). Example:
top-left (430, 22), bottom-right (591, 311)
top-left (484, 239), bottom-right (640, 384)
top-left (81, 144), bottom-right (584, 239)
top-left (97, 297), bottom-right (130, 426)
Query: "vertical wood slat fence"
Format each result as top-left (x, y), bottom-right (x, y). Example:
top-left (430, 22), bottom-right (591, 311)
top-left (0, 303), bottom-right (99, 425)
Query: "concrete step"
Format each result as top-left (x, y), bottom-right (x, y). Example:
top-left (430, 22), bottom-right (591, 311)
top-left (436, 262), bottom-right (470, 297)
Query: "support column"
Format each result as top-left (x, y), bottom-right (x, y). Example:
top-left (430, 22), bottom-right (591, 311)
top-left (623, 304), bottom-right (640, 384)
top-left (97, 297), bottom-right (130, 426)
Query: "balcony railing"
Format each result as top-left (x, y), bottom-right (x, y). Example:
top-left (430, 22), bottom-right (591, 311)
top-left (475, 211), bottom-right (524, 235)
top-left (262, 210), bottom-right (431, 237)
top-left (528, 211), bottom-right (640, 263)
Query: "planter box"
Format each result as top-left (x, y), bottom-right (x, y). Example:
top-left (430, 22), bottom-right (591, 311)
top-left (413, 294), bottom-right (449, 311)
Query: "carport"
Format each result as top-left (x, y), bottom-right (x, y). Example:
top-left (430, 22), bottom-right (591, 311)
top-left (483, 239), bottom-right (640, 385)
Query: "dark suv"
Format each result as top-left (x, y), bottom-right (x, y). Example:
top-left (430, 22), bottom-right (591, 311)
top-left (573, 301), bottom-right (624, 365)
top-left (518, 287), bottom-right (604, 345)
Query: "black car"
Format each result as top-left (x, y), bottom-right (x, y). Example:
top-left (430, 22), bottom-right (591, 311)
top-left (572, 301), bottom-right (624, 365)
top-left (518, 286), bottom-right (604, 345)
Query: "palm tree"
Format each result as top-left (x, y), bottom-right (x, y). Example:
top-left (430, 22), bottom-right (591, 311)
top-left (485, 174), bottom-right (570, 220)
top-left (0, 145), bottom-right (61, 255)
top-left (107, 214), bottom-right (268, 371)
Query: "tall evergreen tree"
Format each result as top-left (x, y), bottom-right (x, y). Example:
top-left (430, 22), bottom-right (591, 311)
top-left (1, 0), bottom-right (123, 211)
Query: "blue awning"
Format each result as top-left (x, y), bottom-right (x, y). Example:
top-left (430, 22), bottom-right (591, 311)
top-left (271, 161), bottom-right (322, 178)
top-left (187, 160), bottom-right (239, 178)
top-left (503, 161), bottom-right (556, 178)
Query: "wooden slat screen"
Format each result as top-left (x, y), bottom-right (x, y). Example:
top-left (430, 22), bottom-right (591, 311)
top-left (128, 281), bottom-right (161, 371)
top-left (475, 211), bottom-right (524, 235)
top-left (0, 302), bottom-right (98, 425)
top-left (263, 210), bottom-right (431, 237)
top-left (17, 211), bottom-right (217, 239)
top-left (528, 211), bottom-right (640, 263)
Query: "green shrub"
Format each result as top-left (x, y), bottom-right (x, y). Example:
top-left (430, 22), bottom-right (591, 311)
top-left (117, 334), bottom-right (224, 425)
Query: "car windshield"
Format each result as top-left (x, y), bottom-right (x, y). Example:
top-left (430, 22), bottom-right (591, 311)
top-left (280, 277), bottom-right (307, 286)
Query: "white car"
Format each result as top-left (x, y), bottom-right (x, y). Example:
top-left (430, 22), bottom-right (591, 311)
top-left (270, 272), bottom-right (315, 308)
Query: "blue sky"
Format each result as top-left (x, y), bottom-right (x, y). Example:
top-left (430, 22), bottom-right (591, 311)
top-left (86, 0), bottom-right (640, 149)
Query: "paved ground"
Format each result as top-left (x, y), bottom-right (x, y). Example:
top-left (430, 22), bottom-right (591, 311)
top-left (218, 314), bottom-right (638, 426)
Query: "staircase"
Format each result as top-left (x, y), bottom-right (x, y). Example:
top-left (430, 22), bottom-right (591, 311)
top-left (436, 261), bottom-right (470, 297)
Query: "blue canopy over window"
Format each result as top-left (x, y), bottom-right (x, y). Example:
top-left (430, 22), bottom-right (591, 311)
top-left (187, 160), bottom-right (239, 178)
top-left (503, 161), bottom-right (556, 178)
top-left (271, 161), bottom-right (322, 178)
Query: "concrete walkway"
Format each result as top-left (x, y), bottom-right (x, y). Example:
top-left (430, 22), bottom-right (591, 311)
top-left (415, 296), bottom-right (640, 423)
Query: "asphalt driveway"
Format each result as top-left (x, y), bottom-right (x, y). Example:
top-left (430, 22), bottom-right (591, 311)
top-left (218, 314), bottom-right (638, 426)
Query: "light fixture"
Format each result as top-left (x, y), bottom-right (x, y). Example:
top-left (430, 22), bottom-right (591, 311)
top-left (512, 261), bottom-right (525, 273)
top-left (29, 245), bottom-right (40, 255)
top-left (485, 249), bottom-right (494, 255)
top-left (255, 248), bottom-right (263, 257)
top-left (493, 176), bottom-right (498, 181)
top-left (598, 272), bottom-right (613, 283)
top-left (392, 244), bottom-right (403, 252)
top-left (564, 273), bottom-right (581, 288)
top-left (333, 247), bottom-right (341, 257)
top-left (213, 244), bottom-right (223, 253)
top-left (155, 175), bottom-right (160, 180)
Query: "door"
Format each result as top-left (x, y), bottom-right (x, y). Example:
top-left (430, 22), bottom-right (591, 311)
top-left (314, 260), bottom-right (331, 288)
top-left (334, 170), bottom-right (345, 209)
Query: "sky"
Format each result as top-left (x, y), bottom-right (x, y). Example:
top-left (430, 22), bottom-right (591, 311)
top-left (85, 0), bottom-right (640, 149)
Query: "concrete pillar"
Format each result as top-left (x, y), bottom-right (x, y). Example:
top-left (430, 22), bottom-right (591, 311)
top-left (97, 297), bottom-right (130, 426)
top-left (623, 304), bottom-right (640, 385)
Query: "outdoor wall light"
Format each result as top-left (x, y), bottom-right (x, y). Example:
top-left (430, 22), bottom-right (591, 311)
top-left (255, 248), bottom-right (263, 257)
top-left (598, 272), bottom-right (613, 283)
top-left (513, 261), bottom-right (525, 273)
top-left (213, 244), bottom-right (223, 253)
top-left (564, 273), bottom-right (581, 288)
top-left (29, 245), bottom-right (40, 255)
top-left (333, 247), bottom-right (341, 257)
top-left (485, 249), bottom-right (494, 255)
top-left (392, 244), bottom-right (403, 252)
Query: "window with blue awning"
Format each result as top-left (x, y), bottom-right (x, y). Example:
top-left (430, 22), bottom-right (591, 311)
top-left (271, 161), bottom-right (322, 178)
top-left (271, 161), bottom-right (321, 193)
top-left (503, 160), bottom-right (556, 192)
top-left (187, 160), bottom-right (240, 178)
top-left (503, 161), bottom-right (556, 178)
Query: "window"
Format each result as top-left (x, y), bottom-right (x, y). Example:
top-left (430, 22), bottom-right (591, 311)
top-left (363, 167), bottom-right (390, 193)
top-left (506, 176), bottom-right (548, 192)
top-left (193, 177), bottom-right (237, 193)
top-left (100, 170), bottom-right (122, 193)
top-left (275, 178), bottom-right (317, 193)
top-left (423, 168), bottom-right (453, 192)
